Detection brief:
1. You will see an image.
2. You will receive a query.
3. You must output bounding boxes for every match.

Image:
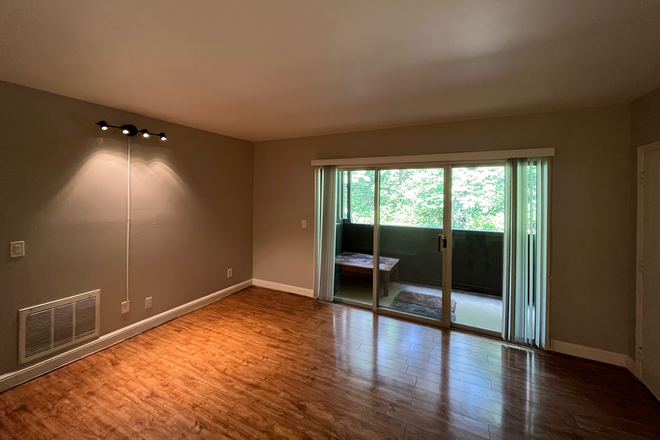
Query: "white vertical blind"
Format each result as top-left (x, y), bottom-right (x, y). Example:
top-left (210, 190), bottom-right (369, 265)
top-left (312, 168), bottom-right (323, 298)
top-left (502, 160), bottom-right (517, 340)
top-left (317, 166), bottom-right (337, 301)
top-left (503, 158), bottom-right (549, 348)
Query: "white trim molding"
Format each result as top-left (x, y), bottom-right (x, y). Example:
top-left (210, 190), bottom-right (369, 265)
top-left (551, 340), bottom-right (633, 369)
top-left (311, 148), bottom-right (555, 167)
top-left (252, 279), bottom-right (315, 297)
top-left (0, 279), bottom-right (252, 393)
top-left (626, 357), bottom-right (639, 378)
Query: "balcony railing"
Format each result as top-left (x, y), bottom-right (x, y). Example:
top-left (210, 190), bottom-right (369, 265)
top-left (336, 223), bottom-right (503, 297)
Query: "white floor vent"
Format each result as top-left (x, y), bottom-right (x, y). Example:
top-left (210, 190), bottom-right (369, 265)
top-left (19, 290), bottom-right (100, 364)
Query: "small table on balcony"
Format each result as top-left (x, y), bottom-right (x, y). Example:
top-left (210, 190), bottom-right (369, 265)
top-left (335, 252), bottom-right (400, 297)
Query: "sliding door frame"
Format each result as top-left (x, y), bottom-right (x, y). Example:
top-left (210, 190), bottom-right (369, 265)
top-left (329, 153), bottom-right (552, 341)
top-left (441, 164), bottom-right (453, 328)
top-left (333, 166), bottom-right (379, 310)
top-left (373, 167), bottom-right (380, 312)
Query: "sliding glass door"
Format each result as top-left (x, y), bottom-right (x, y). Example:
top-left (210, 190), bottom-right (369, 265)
top-left (371, 164), bottom-right (506, 335)
top-left (450, 165), bottom-right (505, 334)
top-left (333, 169), bottom-right (375, 307)
top-left (375, 167), bottom-right (448, 324)
top-left (317, 155), bottom-right (550, 345)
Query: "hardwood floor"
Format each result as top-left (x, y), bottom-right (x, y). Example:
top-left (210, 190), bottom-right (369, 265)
top-left (1, 286), bottom-right (658, 439)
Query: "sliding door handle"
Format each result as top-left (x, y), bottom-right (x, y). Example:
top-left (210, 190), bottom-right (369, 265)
top-left (438, 235), bottom-right (447, 251)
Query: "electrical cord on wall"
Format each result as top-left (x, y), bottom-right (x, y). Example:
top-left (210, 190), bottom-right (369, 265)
top-left (126, 136), bottom-right (131, 304)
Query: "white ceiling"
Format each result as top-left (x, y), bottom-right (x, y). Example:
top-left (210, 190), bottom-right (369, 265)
top-left (1, 1), bottom-right (659, 141)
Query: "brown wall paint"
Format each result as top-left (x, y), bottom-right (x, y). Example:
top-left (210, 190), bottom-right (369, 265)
top-left (0, 81), bottom-right (254, 375)
top-left (253, 106), bottom-right (635, 355)
top-left (632, 87), bottom-right (660, 148)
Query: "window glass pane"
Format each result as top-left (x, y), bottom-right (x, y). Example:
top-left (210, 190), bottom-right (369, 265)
top-left (377, 168), bottom-right (444, 321)
top-left (451, 166), bottom-right (505, 232)
top-left (349, 170), bottom-right (375, 224)
top-left (335, 169), bottom-right (374, 305)
top-left (451, 165), bottom-right (505, 332)
top-left (379, 168), bottom-right (444, 227)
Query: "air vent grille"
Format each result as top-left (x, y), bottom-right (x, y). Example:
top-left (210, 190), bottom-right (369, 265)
top-left (19, 290), bottom-right (100, 364)
top-left (75, 297), bottom-right (96, 338)
top-left (25, 310), bottom-right (52, 358)
top-left (53, 304), bottom-right (74, 347)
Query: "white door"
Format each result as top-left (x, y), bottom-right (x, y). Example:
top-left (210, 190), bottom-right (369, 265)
top-left (640, 144), bottom-right (660, 399)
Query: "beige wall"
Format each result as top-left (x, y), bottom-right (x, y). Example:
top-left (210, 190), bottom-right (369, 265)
top-left (253, 106), bottom-right (635, 355)
top-left (0, 81), bottom-right (254, 375)
top-left (632, 87), bottom-right (660, 147)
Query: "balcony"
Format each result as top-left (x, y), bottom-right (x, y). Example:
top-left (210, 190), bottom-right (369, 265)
top-left (335, 223), bottom-right (503, 332)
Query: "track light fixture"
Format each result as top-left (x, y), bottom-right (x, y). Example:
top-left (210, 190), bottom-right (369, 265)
top-left (120, 125), bottom-right (138, 136)
top-left (96, 121), bottom-right (167, 140)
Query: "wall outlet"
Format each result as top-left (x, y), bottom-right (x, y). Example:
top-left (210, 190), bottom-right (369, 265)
top-left (145, 297), bottom-right (152, 309)
top-left (121, 300), bottom-right (130, 314)
top-left (227, 268), bottom-right (233, 278)
top-left (10, 241), bottom-right (25, 258)
top-left (302, 220), bottom-right (307, 229)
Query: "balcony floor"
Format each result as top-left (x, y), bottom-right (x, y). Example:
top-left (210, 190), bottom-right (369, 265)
top-left (335, 280), bottom-right (503, 333)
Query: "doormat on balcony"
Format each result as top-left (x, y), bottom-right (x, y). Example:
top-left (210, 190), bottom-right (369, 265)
top-left (390, 291), bottom-right (457, 322)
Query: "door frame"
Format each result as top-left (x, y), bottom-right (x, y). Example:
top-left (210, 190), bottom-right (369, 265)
top-left (325, 149), bottom-right (553, 342)
top-left (374, 162), bottom-right (507, 337)
top-left (336, 161), bottom-right (509, 337)
top-left (635, 141), bottom-right (660, 379)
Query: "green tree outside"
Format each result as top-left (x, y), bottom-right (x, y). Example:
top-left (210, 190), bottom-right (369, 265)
top-left (343, 167), bottom-right (506, 232)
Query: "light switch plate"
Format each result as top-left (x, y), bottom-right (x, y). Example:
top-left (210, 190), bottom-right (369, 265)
top-left (145, 297), bottom-right (152, 309)
top-left (10, 241), bottom-right (25, 258)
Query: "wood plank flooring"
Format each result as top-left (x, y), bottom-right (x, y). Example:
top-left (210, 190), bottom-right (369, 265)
top-left (1, 286), bottom-right (659, 439)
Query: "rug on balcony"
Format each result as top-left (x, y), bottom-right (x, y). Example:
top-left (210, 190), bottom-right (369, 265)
top-left (390, 290), bottom-right (457, 322)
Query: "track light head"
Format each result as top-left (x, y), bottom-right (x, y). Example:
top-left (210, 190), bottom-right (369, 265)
top-left (96, 120), bottom-right (109, 130)
top-left (159, 132), bottom-right (167, 141)
top-left (140, 129), bottom-right (149, 138)
top-left (120, 124), bottom-right (138, 136)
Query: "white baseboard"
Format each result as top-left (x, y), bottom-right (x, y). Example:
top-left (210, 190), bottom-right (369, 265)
top-left (0, 279), bottom-right (252, 393)
top-left (252, 279), bottom-right (314, 298)
top-left (551, 340), bottom-right (633, 369)
top-left (626, 356), bottom-right (640, 378)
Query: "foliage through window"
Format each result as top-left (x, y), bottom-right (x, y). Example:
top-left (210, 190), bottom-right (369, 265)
top-left (338, 167), bottom-right (506, 232)
top-left (451, 167), bottom-right (505, 231)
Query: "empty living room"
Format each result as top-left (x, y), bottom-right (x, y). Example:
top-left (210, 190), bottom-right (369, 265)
top-left (2, 1), bottom-right (660, 439)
